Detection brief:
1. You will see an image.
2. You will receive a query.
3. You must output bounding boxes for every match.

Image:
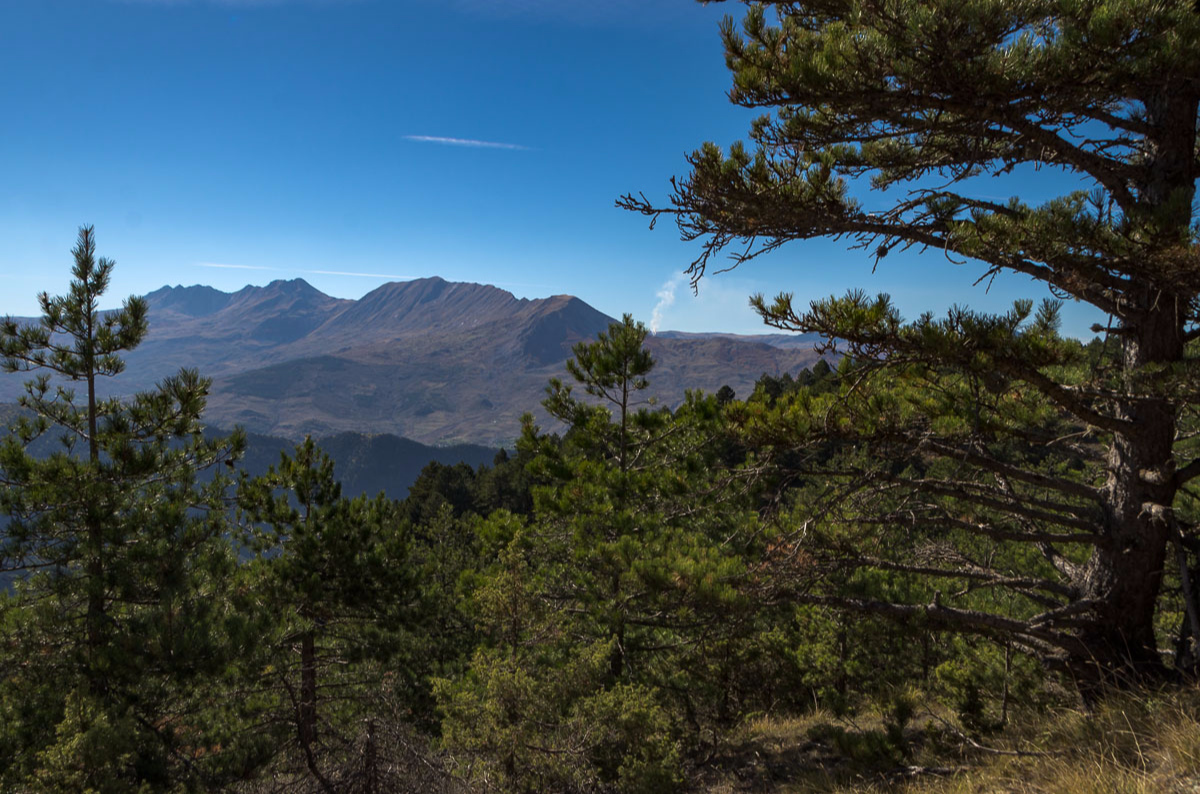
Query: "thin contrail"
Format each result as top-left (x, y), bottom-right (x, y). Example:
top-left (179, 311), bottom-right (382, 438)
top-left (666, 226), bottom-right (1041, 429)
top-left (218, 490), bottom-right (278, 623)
top-left (403, 135), bottom-right (529, 151)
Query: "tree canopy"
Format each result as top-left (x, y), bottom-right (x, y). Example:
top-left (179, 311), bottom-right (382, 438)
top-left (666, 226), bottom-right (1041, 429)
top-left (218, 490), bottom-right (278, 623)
top-left (0, 227), bottom-right (247, 790)
top-left (621, 0), bottom-right (1200, 688)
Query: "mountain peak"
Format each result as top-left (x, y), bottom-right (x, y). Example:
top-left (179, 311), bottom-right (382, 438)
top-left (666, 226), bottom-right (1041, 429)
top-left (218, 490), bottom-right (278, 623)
top-left (137, 279), bottom-right (346, 348)
top-left (228, 278), bottom-right (333, 310)
top-left (145, 284), bottom-right (234, 317)
top-left (517, 293), bottom-right (614, 364)
top-left (263, 277), bottom-right (321, 294)
top-left (323, 277), bottom-right (528, 339)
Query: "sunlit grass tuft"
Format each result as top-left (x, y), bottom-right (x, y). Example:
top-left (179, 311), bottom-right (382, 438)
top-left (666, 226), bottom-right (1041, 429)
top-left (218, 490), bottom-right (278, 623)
top-left (700, 685), bottom-right (1200, 793)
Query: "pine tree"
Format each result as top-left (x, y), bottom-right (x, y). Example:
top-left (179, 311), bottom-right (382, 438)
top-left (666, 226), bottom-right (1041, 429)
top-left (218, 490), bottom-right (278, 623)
top-left (621, 2), bottom-right (1200, 688)
top-left (235, 437), bottom-right (417, 791)
top-left (438, 317), bottom-right (767, 791)
top-left (0, 227), bottom-right (246, 790)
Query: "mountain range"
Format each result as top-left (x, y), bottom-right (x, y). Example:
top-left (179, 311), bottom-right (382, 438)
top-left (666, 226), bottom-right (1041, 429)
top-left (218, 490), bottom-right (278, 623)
top-left (0, 277), bottom-right (826, 446)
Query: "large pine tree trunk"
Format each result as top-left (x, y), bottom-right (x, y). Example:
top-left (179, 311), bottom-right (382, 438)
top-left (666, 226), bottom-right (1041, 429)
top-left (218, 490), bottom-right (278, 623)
top-left (297, 629), bottom-right (335, 792)
top-left (1075, 307), bottom-right (1181, 686)
top-left (299, 629), bottom-right (318, 752)
top-left (85, 328), bottom-right (107, 700)
top-left (1072, 81), bottom-right (1198, 687)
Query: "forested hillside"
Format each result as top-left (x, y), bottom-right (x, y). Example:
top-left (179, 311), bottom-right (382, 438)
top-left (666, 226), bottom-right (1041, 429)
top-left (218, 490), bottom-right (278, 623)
top-left (0, 405), bottom-right (495, 500)
top-left (2, 247), bottom-right (1196, 792)
top-left (4, 1), bottom-right (1200, 792)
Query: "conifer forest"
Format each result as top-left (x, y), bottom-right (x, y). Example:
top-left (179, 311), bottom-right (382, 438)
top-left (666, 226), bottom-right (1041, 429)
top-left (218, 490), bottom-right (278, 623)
top-left (5, 2), bottom-right (1200, 791)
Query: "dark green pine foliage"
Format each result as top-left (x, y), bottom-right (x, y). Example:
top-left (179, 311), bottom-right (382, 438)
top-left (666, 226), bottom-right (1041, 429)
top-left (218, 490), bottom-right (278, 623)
top-left (401, 447), bottom-right (535, 527)
top-left (397, 450), bottom-right (541, 702)
top-left (401, 462), bottom-right (480, 526)
top-left (0, 227), bottom-right (246, 791)
top-left (622, 0), bottom-right (1200, 689)
top-left (235, 437), bottom-right (418, 791)
top-left (438, 316), bottom-right (767, 793)
top-left (398, 449), bottom-right (541, 710)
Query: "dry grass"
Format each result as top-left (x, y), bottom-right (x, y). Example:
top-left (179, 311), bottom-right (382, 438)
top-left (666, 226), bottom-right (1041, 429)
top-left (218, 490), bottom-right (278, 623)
top-left (697, 685), bottom-right (1200, 793)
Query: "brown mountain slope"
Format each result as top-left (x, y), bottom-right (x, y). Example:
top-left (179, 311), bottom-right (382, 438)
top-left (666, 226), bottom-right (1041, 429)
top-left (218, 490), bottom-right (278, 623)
top-left (0, 278), bottom-right (827, 446)
top-left (112, 279), bottom-right (355, 387)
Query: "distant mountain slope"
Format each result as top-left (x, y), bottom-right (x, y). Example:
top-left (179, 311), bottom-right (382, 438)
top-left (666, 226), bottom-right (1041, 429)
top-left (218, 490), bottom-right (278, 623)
top-left (652, 329), bottom-right (826, 350)
top-left (0, 402), bottom-right (496, 500)
top-left (0, 277), bottom-right (827, 446)
top-left (231, 429), bottom-right (497, 499)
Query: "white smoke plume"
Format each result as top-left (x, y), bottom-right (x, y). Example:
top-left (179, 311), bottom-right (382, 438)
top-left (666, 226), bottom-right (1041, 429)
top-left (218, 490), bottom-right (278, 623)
top-left (649, 273), bottom-right (685, 335)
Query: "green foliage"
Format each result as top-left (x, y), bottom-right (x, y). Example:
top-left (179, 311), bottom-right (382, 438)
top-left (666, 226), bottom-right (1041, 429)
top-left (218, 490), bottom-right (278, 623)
top-left (234, 437), bottom-right (418, 783)
top-left (754, 357), bottom-right (838, 404)
top-left (402, 445), bottom-right (535, 526)
top-left (622, 0), bottom-right (1200, 687)
top-left (402, 461), bottom-right (480, 525)
top-left (438, 316), bottom-right (779, 790)
top-left (30, 692), bottom-right (152, 794)
top-left (438, 639), bottom-right (681, 794)
top-left (238, 437), bottom-right (412, 630)
top-left (0, 227), bottom-right (246, 791)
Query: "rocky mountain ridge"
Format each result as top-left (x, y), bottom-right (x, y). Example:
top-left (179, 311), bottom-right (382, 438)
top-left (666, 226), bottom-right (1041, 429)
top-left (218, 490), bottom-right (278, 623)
top-left (1, 277), bottom-right (826, 446)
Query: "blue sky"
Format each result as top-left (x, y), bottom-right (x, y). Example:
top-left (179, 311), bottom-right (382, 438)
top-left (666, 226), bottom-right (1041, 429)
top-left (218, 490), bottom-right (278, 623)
top-left (0, 0), bottom-right (1104, 337)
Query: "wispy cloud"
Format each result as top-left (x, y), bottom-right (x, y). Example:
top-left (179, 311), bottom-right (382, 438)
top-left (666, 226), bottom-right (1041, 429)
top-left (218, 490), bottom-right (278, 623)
top-left (197, 262), bottom-right (276, 271)
top-left (118, 0), bottom-right (360, 6)
top-left (304, 269), bottom-right (412, 279)
top-left (403, 135), bottom-right (530, 151)
top-left (196, 262), bottom-right (408, 280)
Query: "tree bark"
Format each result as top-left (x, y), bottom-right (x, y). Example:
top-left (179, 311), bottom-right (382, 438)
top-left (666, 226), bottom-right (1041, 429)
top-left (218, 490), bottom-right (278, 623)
top-left (1076, 306), bottom-right (1179, 686)
top-left (84, 256), bottom-right (106, 700)
top-left (299, 629), bottom-right (318, 752)
top-left (1072, 80), bottom-right (1199, 687)
top-left (297, 629), bottom-right (335, 793)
